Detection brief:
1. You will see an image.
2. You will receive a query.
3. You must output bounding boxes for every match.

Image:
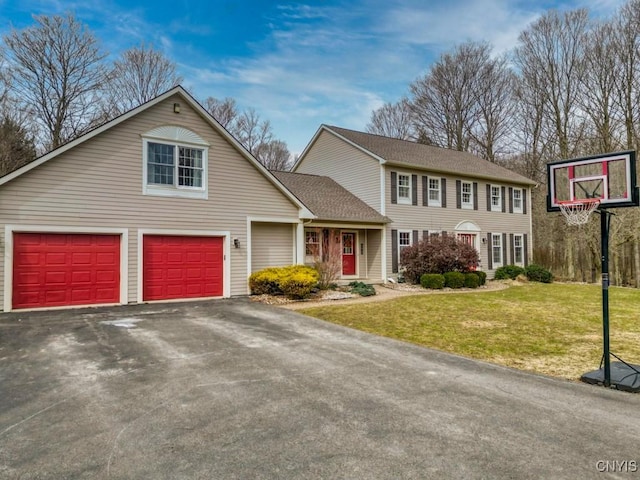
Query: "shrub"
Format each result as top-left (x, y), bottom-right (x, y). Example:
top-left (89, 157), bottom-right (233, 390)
top-left (494, 264), bottom-right (525, 280)
top-left (464, 273), bottom-right (480, 288)
top-left (401, 235), bottom-right (480, 284)
top-left (444, 271), bottom-right (465, 289)
top-left (525, 264), bottom-right (553, 283)
top-left (249, 265), bottom-right (320, 298)
top-left (420, 273), bottom-right (445, 289)
top-left (476, 271), bottom-right (487, 286)
top-left (348, 281), bottom-right (376, 297)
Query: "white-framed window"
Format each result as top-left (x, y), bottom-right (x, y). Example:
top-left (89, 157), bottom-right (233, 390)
top-left (492, 233), bottom-right (503, 268)
top-left (461, 181), bottom-right (473, 209)
top-left (428, 177), bottom-right (441, 207)
top-left (305, 230), bottom-right (320, 258)
top-left (397, 174), bottom-right (411, 204)
top-left (142, 127), bottom-right (208, 199)
top-left (514, 234), bottom-right (524, 265)
top-left (491, 185), bottom-right (502, 212)
top-left (513, 188), bottom-right (523, 213)
top-left (398, 230), bottom-right (412, 264)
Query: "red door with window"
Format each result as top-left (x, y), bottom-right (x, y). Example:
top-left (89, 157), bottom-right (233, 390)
top-left (342, 233), bottom-right (356, 275)
top-left (458, 233), bottom-right (477, 270)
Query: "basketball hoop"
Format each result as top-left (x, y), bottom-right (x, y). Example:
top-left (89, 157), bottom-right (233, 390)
top-left (558, 199), bottom-right (600, 226)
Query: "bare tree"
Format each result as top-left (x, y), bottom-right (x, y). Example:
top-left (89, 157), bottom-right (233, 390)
top-left (104, 43), bottom-right (183, 116)
top-left (203, 96), bottom-right (239, 130)
top-left (3, 14), bottom-right (108, 150)
top-left (0, 116), bottom-right (37, 175)
top-left (235, 108), bottom-right (273, 156)
top-left (254, 140), bottom-right (291, 171)
top-left (366, 98), bottom-right (414, 140)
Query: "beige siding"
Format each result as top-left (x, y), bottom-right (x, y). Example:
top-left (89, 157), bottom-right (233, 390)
top-left (366, 229), bottom-right (383, 282)
top-left (0, 94), bottom-right (300, 306)
top-left (384, 167), bottom-right (532, 277)
top-left (295, 130), bottom-right (382, 211)
top-left (251, 222), bottom-right (295, 272)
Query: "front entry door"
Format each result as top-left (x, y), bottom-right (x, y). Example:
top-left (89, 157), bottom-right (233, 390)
top-left (342, 233), bottom-right (356, 275)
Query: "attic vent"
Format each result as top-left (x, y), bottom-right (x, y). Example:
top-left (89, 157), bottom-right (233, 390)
top-left (143, 126), bottom-right (209, 146)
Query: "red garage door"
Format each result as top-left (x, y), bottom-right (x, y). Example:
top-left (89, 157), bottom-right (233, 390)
top-left (143, 235), bottom-right (224, 301)
top-left (13, 233), bottom-right (121, 309)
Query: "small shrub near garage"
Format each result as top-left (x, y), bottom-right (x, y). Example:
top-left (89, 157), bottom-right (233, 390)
top-left (249, 265), bottom-right (320, 298)
top-left (443, 271), bottom-right (465, 289)
top-left (494, 265), bottom-right (525, 280)
top-left (464, 273), bottom-right (480, 289)
top-left (525, 264), bottom-right (553, 283)
top-left (348, 281), bottom-right (376, 297)
top-left (421, 273), bottom-right (445, 289)
top-left (476, 271), bottom-right (487, 286)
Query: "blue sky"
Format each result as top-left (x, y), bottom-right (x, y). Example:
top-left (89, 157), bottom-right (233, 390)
top-left (0, 0), bottom-right (626, 154)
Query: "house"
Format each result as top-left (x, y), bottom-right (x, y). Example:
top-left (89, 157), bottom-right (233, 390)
top-left (0, 86), bottom-right (313, 312)
top-left (292, 125), bottom-right (537, 281)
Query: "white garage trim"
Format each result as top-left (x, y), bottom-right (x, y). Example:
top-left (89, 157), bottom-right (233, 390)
top-left (4, 225), bottom-right (129, 312)
top-left (137, 229), bottom-right (231, 303)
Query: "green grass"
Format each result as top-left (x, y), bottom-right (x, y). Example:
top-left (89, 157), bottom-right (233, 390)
top-left (298, 283), bottom-right (640, 380)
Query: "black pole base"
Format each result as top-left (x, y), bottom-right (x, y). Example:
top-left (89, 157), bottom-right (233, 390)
top-left (581, 361), bottom-right (640, 392)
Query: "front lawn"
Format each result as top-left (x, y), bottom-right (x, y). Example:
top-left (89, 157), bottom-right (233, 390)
top-left (298, 282), bottom-right (640, 380)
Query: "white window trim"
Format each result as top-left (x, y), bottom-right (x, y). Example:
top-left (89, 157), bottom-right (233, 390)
top-left (398, 229), bottom-right (413, 266)
top-left (397, 173), bottom-right (412, 205)
top-left (491, 185), bottom-right (502, 212)
top-left (513, 188), bottom-right (523, 214)
top-left (142, 132), bottom-right (209, 200)
top-left (492, 233), bottom-right (503, 269)
top-left (428, 176), bottom-right (441, 207)
top-left (461, 181), bottom-right (473, 210)
top-left (514, 234), bottom-right (524, 266)
top-left (305, 229), bottom-right (322, 263)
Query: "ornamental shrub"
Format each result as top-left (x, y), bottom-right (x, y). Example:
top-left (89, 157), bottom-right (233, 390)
top-left (400, 235), bottom-right (480, 284)
top-left (494, 264), bottom-right (525, 280)
top-left (280, 271), bottom-right (318, 299)
top-left (420, 273), bottom-right (445, 289)
top-left (464, 273), bottom-right (480, 289)
top-left (443, 271), bottom-right (465, 289)
top-left (525, 264), bottom-right (553, 283)
top-left (476, 271), bottom-right (487, 286)
top-left (249, 265), bottom-right (319, 297)
top-left (348, 281), bottom-right (376, 297)
top-left (248, 267), bottom-right (282, 295)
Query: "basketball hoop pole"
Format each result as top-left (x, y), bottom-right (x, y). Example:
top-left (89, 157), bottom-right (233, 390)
top-left (600, 209), bottom-right (611, 387)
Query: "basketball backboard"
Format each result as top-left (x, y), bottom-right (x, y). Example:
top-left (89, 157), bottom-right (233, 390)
top-left (547, 151), bottom-right (638, 211)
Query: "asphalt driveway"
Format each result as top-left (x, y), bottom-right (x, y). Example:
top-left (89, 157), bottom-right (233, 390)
top-left (1, 299), bottom-right (639, 479)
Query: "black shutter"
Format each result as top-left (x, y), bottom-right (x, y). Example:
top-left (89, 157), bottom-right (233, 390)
top-left (524, 234), bottom-right (529, 266)
top-left (510, 233), bottom-right (515, 264)
top-left (412, 175), bottom-right (418, 206)
top-left (456, 180), bottom-right (462, 209)
top-left (392, 229), bottom-right (398, 273)
top-left (391, 172), bottom-right (397, 204)
top-left (487, 233), bottom-right (493, 270)
top-left (473, 182), bottom-right (478, 210)
top-left (423, 230), bottom-right (429, 241)
top-left (501, 187), bottom-right (507, 213)
top-left (486, 184), bottom-right (491, 211)
top-left (523, 189), bottom-right (528, 214)
top-left (502, 233), bottom-right (508, 265)
top-left (442, 230), bottom-right (448, 237)
top-left (509, 187), bottom-right (514, 213)
top-left (441, 178), bottom-right (447, 208)
top-left (422, 176), bottom-right (428, 206)
top-left (412, 230), bottom-right (419, 245)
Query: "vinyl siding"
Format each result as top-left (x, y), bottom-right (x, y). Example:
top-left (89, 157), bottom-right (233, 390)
top-left (295, 130), bottom-right (382, 211)
top-left (0, 94), bottom-right (300, 305)
top-left (251, 222), bottom-right (295, 272)
top-left (366, 229), bottom-right (383, 282)
top-left (384, 166), bottom-right (532, 277)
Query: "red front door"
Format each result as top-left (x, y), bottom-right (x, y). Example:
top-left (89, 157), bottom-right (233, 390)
top-left (342, 233), bottom-right (356, 276)
top-left (143, 235), bottom-right (223, 301)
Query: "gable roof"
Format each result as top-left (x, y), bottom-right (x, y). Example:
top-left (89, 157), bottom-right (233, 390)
top-left (0, 86), bottom-right (314, 218)
top-left (272, 171), bottom-right (390, 224)
top-left (298, 125), bottom-right (536, 186)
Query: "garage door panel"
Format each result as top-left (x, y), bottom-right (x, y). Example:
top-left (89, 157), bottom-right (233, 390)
top-left (13, 233), bottom-right (121, 309)
top-left (143, 235), bottom-right (224, 301)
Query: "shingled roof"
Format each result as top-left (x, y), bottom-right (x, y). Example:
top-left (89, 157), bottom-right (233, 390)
top-left (272, 171), bottom-right (390, 224)
top-left (324, 126), bottom-right (536, 186)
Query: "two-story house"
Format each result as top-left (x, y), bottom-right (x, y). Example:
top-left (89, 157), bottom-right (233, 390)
top-left (291, 125), bottom-right (536, 282)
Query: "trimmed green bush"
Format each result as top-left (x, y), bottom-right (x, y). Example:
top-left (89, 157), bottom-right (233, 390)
top-left (348, 281), bottom-right (376, 297)
top-left (444, 271), bottom-right (465, 289)
top-left (494, 264), bottom-right (525, 280)
top-left (525, 264), bottom-right (553, 283)
top-left (420, 273), bottom-right (445, 289)
top-left (464, 273), bottom-right (480, 288)
top-left (476, 271), bottom-right (487, 286)
top-left (249, 265), bottom-right (320, 298)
